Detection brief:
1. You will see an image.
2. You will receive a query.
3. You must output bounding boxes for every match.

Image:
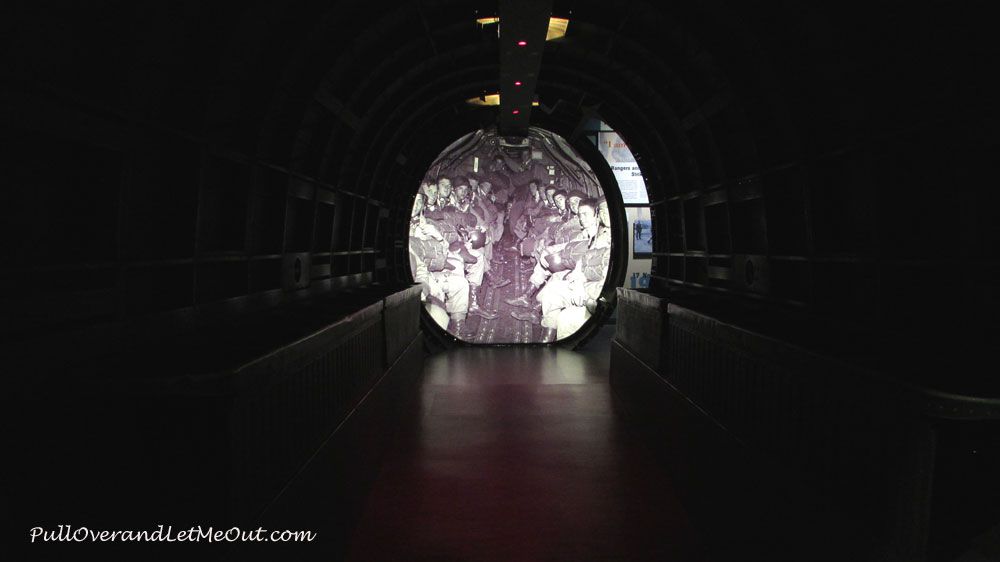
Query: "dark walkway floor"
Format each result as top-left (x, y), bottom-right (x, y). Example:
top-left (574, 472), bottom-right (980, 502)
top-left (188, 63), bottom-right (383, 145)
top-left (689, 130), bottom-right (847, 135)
top-left (346, 327), bottom-right (709, 561)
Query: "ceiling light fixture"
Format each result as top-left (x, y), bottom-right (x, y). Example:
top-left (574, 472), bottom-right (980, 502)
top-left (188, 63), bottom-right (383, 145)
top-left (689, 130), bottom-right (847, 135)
top-left (476, 17), bottom-right (570, 42)
top-left (465, 94), bottom-right (539, 107)
top-left (546, 17), bottom-right (569, 41)
top-left (466, 93), bottom-right (501, 106)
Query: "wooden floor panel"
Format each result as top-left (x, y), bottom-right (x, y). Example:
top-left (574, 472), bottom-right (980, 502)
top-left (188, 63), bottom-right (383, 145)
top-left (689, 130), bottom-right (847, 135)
top-left (347, 330), bottom-right (708, 561)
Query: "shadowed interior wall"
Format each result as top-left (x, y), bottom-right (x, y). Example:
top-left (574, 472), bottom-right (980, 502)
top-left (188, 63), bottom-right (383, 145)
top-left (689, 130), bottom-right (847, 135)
top-left (2, 3), bottom-right (998, 560)
top-left (2, 2), bottom-right (996, 357)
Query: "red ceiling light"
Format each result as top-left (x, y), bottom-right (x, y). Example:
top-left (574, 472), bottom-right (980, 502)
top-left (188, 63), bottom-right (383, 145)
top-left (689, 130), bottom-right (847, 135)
top-left (514, 80), bottom-right (522, 86)
top-left (512, 109), bottom-right (520, 115)
top-left (517, 40), bottom-right (527, 46)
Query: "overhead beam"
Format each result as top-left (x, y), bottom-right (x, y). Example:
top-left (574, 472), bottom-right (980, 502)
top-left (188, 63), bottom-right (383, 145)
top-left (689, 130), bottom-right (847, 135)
top-left (498, 0), bottom-right (553, 137)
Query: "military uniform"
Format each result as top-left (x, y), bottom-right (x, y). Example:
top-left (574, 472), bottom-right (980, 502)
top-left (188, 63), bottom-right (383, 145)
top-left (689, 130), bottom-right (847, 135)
top-left (408, 215), bottom-right (469, 329)
top-left (550, 213), bottom-right (585, 245)
top-left (517, 204), bottom-right (566, 258)
top-left (424, 208), bottom-right (478, 244)
top-left (536, 226), bottom-right (611, 337)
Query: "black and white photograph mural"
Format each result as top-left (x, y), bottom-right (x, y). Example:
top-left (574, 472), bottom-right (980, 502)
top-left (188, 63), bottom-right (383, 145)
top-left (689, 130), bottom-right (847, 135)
top-left (409, 127), bottom-right (611, 343)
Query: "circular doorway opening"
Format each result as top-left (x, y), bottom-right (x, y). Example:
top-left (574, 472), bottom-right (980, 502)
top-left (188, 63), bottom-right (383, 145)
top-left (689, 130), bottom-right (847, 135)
top-left (408, 127), bottom-right (614, 344)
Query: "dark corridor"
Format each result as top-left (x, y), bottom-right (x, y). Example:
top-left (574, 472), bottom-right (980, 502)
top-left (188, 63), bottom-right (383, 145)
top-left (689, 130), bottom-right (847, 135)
top-left (3, 1), bottom-right (1000, 561)
top-left (346, 329), bottom-right (706, 562)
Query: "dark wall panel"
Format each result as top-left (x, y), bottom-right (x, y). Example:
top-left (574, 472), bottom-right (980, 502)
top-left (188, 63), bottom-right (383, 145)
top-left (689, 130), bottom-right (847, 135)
top-left (200, 156), bottom-right (250, 253)
top-left (1, 130), bottom-right (121, 265)
top-left (124, 135), bottom-right (199, 260)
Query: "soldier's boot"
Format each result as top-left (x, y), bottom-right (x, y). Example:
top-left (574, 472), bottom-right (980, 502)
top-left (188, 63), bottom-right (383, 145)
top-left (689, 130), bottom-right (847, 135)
top-left (539, 327), bottom-right (557, 343)
top-left (468, 287), bottom-right (498, 320)
top-left (487, 271), bottom-right (511, 289)
top-left (510, 307), bottom-right (541, 324)
top-left (504, 284), bottom-right (540, 308)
